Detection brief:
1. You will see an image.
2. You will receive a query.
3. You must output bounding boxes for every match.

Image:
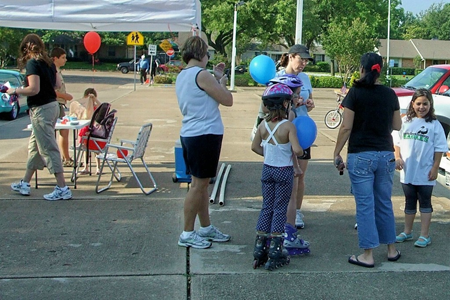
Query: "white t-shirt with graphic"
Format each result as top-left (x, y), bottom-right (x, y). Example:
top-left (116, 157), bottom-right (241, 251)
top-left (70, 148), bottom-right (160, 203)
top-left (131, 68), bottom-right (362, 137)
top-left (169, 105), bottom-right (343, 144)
top-left (394, 117), bottom-right (448, 185)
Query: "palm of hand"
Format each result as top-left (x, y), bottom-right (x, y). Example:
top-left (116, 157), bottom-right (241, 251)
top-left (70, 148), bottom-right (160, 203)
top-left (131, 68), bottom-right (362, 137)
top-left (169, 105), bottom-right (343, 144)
top-left (213, 62), bottom-right (225, 78)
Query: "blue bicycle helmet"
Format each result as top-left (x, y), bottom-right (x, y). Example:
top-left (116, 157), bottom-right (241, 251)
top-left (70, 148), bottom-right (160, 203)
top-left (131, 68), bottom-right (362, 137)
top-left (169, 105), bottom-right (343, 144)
top-left (269, 74), bottom-right (303, 89)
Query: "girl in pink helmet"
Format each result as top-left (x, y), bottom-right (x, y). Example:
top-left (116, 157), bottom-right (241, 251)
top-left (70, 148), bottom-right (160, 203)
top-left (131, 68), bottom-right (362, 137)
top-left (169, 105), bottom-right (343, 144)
top-left (251, 83), bottom-right (303, 271)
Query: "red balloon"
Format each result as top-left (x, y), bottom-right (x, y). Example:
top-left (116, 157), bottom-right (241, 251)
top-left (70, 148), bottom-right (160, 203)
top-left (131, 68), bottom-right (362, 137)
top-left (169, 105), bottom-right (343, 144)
top-left (84, 31), bottom-right (101, 54)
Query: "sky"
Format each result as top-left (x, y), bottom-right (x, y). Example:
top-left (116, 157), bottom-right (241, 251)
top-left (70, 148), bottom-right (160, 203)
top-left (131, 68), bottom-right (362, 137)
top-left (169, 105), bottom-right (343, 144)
top-left (399, 0), bottom-right (450, 15)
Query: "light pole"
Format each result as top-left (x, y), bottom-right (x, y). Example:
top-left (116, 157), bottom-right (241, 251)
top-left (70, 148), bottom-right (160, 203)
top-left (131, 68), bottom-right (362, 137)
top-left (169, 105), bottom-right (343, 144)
top-left (387, 0), bottom-right (391, 85)
top-left (230, 1), bottom-right (245, 91)
top-left (295, 0), bottom-right (303, 44)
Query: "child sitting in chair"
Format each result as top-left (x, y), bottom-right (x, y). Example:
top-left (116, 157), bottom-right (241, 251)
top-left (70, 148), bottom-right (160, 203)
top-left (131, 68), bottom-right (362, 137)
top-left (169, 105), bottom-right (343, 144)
top-left (69, 88), bottom-right (103, 175)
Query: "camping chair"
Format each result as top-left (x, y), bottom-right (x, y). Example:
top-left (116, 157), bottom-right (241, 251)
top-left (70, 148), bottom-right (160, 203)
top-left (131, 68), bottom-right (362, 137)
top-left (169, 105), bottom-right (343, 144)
top-left (73, 117), bottom-right (119, 179)
top-left (95, 123), bottom-right (157, 195)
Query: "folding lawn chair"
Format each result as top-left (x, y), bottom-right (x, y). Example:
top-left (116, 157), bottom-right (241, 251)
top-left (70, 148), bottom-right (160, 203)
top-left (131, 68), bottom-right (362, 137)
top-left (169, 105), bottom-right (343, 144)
top-left (73, 116), bottom-right (119, 178)
top-left (95, 123), bottom-right (157, 195)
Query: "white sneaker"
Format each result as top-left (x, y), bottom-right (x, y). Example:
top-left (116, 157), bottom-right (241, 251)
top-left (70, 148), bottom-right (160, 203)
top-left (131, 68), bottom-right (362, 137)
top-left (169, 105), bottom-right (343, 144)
top-left (295, 210), bottom-right (305, 229)
top-left (11, 180), bottom-right (31, 196)
top-left (43, 186), bottom-right (72, 201)
top-left (198, 225), bottom-right (231, 242)
top-left (178, 231), bottom-right (212, 249)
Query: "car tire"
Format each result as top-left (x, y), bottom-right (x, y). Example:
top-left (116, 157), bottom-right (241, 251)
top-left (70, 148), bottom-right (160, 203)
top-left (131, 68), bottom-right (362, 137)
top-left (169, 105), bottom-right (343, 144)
top-left (120, 67), bottom-right (129, 74)
top-left (6, 101), bottom-right (19, 120)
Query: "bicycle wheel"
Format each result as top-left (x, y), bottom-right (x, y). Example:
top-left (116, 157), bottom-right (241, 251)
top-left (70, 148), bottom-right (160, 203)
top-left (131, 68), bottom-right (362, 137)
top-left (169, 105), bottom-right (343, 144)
top-left (324, 110), bottom-right (342, 129)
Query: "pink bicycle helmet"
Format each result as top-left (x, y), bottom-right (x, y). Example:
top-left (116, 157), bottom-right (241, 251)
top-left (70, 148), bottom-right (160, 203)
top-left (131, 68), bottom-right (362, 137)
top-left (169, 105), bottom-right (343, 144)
top-left (262, 83), bottom-right (293, 109)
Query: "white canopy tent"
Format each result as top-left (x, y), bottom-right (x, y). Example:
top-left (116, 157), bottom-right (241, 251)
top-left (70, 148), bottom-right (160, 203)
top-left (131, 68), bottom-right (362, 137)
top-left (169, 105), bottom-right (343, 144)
top-left (0, 0), bottom-right (201, 32)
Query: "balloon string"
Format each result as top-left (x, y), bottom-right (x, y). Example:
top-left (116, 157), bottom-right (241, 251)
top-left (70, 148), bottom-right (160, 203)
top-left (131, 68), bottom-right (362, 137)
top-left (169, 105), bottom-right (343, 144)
top-left (91, 54), bottom-right (95, 85)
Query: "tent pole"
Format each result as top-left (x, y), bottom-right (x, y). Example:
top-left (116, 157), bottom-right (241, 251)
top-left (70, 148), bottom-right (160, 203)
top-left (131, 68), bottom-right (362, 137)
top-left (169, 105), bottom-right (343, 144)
top-left (134, 45), bottom-right (137, 91)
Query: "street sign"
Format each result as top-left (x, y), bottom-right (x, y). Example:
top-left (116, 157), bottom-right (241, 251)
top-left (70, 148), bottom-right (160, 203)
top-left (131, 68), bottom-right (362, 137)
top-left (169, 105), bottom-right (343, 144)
top-left (159, 39), bottom-right (172, 52)
top-left (148, 44), bottom-right (157, 56)
top-left (127, 32), bottom-right (144, 46)
top-left (166, 49), bottom-right (175, 56)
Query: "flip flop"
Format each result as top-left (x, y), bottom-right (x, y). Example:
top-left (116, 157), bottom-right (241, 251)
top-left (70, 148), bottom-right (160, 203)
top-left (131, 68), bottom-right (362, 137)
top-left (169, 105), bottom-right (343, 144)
top-left (348, 255), bottom-right (374, 268)
top-left (388, 250), bottom-right (401, 261)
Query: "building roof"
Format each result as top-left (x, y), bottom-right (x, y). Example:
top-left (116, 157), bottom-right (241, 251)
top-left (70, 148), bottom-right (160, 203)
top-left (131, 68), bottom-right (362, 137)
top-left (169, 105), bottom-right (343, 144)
top-left (378, 39), bottom-right (450, 60)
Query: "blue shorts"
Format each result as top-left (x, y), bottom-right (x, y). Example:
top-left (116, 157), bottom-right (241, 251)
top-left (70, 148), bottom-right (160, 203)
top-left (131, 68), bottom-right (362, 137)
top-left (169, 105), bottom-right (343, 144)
top-left (180, 134), bottom-right (223, 178)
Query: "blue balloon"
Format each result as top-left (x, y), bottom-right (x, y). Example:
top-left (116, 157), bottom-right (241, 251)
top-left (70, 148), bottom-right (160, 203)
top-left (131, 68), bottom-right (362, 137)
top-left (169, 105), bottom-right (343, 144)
top-left (292, 116), bottom-right (317, 149)
top-left (249, 55), bottom-right (276, 85)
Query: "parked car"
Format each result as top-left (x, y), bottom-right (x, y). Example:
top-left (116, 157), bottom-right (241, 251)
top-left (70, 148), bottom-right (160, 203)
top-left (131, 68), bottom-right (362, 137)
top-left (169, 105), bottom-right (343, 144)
top-left (158, 60), bottom-right (184, 73)
top-left (225, 65), bottom-right (247, 77)
top-left (394, 64), bottom-right (450, 140)
top-left (117, 59), bottom-right (138, 74)
top-left (0, 70), bottom-right (28, 120)
top-left (393, 64), bottom-right (450, 97)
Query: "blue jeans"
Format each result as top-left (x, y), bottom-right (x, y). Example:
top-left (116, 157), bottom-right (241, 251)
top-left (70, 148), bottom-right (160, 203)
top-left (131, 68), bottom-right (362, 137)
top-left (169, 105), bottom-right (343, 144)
top-left (347, 151), bottom-right (396, 249)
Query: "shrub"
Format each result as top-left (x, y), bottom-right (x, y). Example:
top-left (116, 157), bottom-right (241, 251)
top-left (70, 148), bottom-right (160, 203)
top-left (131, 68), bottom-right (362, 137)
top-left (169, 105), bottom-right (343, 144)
top-left (154, 75), bottom-right (173, 84)
top-left (390, 67), bottom-right (415, 76)
top-left (349, 71), bottom-right (360, 87)
top-left (317, 62), bottom-right (331, 72)
top-left (310, 76), bottom-right (343, 88)
top-left (167, 65), bottom-right (182, 74)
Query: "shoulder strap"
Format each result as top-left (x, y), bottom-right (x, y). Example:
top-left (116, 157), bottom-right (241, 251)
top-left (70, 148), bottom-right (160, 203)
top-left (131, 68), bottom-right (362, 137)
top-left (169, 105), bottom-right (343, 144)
top-left (264, 119), bottom-right (287, 145)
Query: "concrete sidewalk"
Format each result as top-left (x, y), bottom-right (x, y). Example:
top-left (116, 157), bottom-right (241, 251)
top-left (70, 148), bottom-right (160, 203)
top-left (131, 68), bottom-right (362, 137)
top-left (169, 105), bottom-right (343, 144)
top-left (1, 73), bottom-right (450, 299)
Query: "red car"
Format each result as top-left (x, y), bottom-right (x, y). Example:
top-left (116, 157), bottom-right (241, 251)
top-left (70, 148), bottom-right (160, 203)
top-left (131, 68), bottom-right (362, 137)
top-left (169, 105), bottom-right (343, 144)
top-left (394, 64), bottom-right (450, 141)
top-left (158, 60), bottom-right (184, 73)
top-left (393, 64), bottom-right (450, 97)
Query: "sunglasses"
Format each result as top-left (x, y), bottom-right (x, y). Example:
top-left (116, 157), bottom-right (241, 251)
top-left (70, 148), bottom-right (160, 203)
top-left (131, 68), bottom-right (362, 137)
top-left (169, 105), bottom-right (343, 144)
top-left (206, 52), bottom-right (210, 59)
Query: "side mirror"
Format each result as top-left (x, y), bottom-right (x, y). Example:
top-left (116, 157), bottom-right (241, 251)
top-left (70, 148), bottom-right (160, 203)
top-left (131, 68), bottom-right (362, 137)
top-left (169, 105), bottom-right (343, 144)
top-left (438, 85), bottom-right (449, 94)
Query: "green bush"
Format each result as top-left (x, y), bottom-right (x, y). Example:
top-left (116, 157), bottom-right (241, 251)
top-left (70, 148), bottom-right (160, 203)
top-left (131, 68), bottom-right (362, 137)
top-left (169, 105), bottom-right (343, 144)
top-left (317, 62), bottom-right (331, 72)
top-left (349, 71), bottom-right (360, 87)
top-left (235, 73), bottom-right (260, 87)
top-left (310, 76), bottom-right (343, 88)
top-left (390, 67), bottom-right (415, 76)
top-left (154, 75), bottom-right (173, 84)
top-left (167, 65), bottom-right (182, 74)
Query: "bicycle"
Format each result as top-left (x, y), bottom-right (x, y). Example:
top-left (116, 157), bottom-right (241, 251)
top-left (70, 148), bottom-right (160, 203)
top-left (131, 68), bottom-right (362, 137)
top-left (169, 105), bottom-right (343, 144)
top-left (324, 91), bottom-right (345, 129)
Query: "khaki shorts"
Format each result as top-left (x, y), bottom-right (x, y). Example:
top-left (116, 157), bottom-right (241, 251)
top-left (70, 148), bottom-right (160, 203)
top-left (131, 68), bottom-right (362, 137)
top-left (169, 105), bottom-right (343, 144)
top-left (27, 101), bottom-right (64, 174)
top-left (58, 103), bottom-right (66, 118)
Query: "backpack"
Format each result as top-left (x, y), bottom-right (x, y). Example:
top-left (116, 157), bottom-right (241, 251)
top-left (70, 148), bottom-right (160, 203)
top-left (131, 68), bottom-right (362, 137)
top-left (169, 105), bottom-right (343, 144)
top-left (89, 102), bottom-right (117, 139)
top-left (83, 103), bottom-right (117, 166)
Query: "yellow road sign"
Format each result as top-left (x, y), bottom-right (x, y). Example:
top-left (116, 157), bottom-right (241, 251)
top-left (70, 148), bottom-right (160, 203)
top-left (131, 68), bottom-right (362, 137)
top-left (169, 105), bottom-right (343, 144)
top-left (127, 32), bottom-right (144, 46)
top-left (159, 39), bottom-right (173, 52)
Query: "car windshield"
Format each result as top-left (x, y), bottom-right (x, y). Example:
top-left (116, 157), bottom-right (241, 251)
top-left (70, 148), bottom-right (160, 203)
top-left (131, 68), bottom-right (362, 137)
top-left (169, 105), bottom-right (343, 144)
top-left (0, 73), bottom-right (21, 88)
top-left (403, 67), bottom-right (447, 90)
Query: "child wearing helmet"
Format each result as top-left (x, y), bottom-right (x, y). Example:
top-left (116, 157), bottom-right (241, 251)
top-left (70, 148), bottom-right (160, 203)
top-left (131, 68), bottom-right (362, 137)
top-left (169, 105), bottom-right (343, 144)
top-left (251, 83), bottom-right (303, 271)
top-left (269, 75), bottom-right (311, 256)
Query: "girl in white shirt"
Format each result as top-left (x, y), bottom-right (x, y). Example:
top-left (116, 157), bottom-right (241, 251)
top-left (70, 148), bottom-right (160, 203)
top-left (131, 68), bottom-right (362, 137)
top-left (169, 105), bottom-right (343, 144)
top-left (394, 88), bottom-right (448, 248)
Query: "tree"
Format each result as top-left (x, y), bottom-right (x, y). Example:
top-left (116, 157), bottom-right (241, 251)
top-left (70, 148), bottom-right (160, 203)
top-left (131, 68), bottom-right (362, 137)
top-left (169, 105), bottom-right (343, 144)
top-left (322, 18), bottom-right (378, 84)
top-left (0, 28), bottom-right (26, 67)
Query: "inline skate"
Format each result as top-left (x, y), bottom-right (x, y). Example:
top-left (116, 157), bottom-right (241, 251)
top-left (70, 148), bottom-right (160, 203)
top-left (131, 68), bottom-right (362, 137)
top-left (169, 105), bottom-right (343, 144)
top-left (252, 233), bottom-right (269, 269)
top-left (264, 235), bottom-right (290, 271)
top-left (283, 223), bottom-right (311, 256)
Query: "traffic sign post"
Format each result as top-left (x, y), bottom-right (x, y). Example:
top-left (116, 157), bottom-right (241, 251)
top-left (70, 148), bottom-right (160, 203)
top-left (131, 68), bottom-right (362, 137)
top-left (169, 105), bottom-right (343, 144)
top-left (127, 32), bottom-right (144, 46)
top-left (127, 32), bottom-right (144, 91)
top-left (159, 39), bottom-right (172, 53)
top-left (148, 44), bottom-right (157, 56)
